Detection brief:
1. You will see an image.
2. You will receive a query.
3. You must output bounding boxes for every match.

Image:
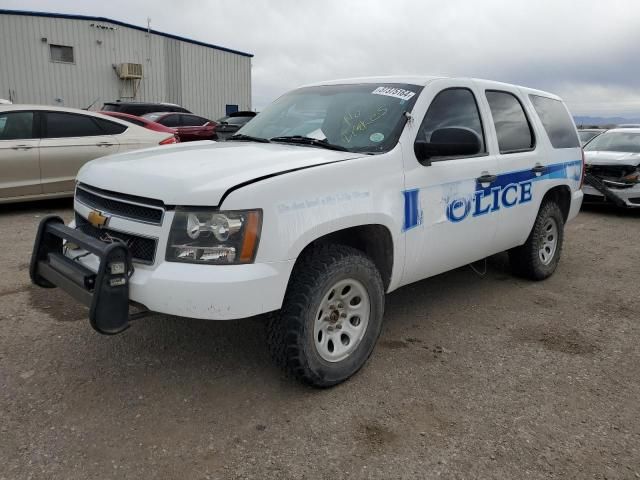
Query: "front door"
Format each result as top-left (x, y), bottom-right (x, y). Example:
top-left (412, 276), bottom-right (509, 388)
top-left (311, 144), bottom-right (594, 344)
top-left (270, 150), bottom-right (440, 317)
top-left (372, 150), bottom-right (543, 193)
top-left (401, 81), bottom-right (499, 286)
top-left (0, 110), bottom-right (41, 199)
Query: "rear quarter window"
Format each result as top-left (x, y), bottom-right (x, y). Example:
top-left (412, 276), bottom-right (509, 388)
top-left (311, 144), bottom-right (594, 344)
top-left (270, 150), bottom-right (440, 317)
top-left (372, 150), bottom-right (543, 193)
top-left (529, 95), bottom-right (580, 149)
top-left (95, 118), bottom-right (127, 135)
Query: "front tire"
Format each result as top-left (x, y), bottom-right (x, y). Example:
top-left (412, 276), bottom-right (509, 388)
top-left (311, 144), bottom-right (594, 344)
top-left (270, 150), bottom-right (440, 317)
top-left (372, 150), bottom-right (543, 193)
top-left (509, 200), bottom-right (565, 280)
top-left (267, 245), bottom-right (385, 387)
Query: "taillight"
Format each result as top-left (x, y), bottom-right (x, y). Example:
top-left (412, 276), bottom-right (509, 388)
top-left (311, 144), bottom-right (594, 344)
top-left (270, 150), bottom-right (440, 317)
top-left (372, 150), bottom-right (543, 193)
top-left (159, 135), bottom-right (179, 145)
top-left (579, 148), bottom-right (585, 189)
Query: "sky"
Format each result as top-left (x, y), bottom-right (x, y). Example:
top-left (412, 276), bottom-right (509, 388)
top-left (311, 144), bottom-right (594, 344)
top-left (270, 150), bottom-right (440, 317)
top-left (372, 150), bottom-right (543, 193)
top-left (2, 0), bottom-right (640, 117)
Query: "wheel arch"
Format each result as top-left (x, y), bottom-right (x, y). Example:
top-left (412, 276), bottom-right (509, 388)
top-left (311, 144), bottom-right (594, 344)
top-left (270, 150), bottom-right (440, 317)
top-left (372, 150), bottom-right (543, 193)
top-left (541, 184), bottom-right (571, 222)
top-left (292, 223), bottom-right (396, 291)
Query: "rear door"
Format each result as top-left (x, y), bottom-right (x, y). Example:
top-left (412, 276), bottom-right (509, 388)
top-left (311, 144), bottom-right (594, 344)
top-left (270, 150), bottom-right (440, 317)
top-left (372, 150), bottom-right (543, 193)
top-left (0, 110), bottom-right (41, 199)
top-left (477, 84), bottom-right (545, 252)
top-left (39, 111), bottom-right (119, 194)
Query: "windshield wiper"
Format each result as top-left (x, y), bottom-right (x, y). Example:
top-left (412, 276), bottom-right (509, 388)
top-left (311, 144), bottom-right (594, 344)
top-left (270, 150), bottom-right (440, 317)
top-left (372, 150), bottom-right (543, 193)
top-left (226, 134), bottom-right (271, 143)
top-left (269, 136), bottom-right (348, 152)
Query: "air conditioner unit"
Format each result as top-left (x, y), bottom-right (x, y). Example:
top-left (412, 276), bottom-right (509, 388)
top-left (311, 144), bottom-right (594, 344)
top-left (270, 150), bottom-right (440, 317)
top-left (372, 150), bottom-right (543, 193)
top-left (117, 63), bottom-right (143, 79)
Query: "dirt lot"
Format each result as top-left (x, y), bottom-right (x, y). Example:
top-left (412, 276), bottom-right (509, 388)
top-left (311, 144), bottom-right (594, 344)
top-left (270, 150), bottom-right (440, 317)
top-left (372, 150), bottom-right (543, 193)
top-left (1, 199), bottom-right (639, 480)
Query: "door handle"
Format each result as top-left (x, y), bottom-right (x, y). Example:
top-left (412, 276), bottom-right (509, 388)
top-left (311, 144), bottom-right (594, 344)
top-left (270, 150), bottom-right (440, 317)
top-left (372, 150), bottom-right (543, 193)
top-left (96, 142), bottom-right (114, 147)
top-left (531, 164), bottom-right (546, 174)
top-left (476, 173), bottom-right (497, 184)
top-left (12, 144), bottom-right (33, 150)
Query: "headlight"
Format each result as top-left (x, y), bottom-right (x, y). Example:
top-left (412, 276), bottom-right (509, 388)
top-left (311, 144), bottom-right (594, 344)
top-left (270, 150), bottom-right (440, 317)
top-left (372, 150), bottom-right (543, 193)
top-left (621, 170), bottom-right (640, 184)
top-left (167, 209), bottom-right (262, 264)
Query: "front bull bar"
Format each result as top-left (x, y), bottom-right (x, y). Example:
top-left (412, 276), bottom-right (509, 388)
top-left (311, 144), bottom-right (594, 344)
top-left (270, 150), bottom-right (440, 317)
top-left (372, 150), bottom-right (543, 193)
top-left (29, 215), bottom-right (148, 334)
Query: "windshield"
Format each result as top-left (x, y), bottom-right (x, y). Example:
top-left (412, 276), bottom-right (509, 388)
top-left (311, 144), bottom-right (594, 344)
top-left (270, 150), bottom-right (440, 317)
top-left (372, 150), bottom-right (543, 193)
top-left (584, 131), bottom-right (640, 153)
top-left (578, 131), bottom-right (600, 145)
top-left (238, 83), bottom-right (423, 153)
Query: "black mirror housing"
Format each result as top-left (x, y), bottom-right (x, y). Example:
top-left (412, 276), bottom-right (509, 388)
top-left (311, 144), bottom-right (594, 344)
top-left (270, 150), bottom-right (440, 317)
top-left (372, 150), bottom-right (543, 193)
top-left (415, 127), bottom-right (482, 165)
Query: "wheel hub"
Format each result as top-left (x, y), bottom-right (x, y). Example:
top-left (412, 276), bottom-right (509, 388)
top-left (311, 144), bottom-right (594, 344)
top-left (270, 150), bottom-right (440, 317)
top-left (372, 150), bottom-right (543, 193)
top-left (313, 278), bottom-right (371, 363)
top-left (538, 217), bottom-right (558, 265)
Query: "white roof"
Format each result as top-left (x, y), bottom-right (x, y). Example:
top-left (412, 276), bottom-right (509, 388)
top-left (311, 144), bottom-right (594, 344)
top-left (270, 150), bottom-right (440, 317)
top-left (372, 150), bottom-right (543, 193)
top-left (301, 75), bottom-right (560, 100)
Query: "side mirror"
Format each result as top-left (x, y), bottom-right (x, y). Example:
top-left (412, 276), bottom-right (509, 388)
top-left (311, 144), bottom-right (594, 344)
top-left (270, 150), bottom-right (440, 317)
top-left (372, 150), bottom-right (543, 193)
top-left (414, 127), bottom-right (482, 165)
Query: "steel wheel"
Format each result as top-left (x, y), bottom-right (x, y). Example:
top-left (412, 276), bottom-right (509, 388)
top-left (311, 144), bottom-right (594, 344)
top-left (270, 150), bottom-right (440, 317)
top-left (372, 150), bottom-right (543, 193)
top-left (313, 278), bottom-right (371, 363)
top-left (538, 217), bottom-right (558, 265)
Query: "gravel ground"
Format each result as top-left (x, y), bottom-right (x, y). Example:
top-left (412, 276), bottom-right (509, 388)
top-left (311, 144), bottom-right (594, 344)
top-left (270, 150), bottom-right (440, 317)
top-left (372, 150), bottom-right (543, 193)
top-left (1, 199), bottom-right (639, 480)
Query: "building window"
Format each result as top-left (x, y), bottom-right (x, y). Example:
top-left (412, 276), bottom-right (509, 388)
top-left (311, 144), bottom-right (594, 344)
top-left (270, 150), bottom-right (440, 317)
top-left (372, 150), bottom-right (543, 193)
top-left (50, 44), bottom-right (74, 63)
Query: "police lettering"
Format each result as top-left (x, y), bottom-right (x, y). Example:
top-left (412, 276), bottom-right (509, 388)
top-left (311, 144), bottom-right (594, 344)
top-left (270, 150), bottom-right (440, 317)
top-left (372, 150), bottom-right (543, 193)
top-left (446, 181), bottom-right (533, 223)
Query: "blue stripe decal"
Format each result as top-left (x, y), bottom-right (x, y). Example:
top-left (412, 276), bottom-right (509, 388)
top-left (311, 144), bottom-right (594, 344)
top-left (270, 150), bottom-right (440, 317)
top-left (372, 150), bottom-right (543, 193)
top-left (475, 160), bottom-right (582, 192)
top-left (404, 159), bottom-right (582, 228)
top-left (402, 189), bottom-right (420, 231)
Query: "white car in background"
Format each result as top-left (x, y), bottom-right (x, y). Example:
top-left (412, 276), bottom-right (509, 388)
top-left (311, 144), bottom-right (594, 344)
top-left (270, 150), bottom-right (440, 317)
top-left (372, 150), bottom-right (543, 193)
top-left (583, 128), bottom-right (640, 208)
top-left (0, 105), bottom-right (178, 204)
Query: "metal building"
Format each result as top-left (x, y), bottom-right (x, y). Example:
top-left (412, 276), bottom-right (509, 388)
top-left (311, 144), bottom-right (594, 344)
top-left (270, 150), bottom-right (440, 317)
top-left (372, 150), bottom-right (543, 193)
top-left (0, 9), bottom-right (253, 118)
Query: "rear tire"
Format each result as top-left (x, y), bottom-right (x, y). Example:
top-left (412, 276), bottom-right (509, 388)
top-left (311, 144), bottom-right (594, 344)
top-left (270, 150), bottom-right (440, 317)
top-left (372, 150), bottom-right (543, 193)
top-left (509, 200), bottom-right (564, 280)
top-left (266, 244), bottom-right (385, 387)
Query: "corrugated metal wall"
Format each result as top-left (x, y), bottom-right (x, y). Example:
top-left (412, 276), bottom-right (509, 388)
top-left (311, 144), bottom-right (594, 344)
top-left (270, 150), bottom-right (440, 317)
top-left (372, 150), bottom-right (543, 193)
top-left (0, 13), bottom-right (252, 119)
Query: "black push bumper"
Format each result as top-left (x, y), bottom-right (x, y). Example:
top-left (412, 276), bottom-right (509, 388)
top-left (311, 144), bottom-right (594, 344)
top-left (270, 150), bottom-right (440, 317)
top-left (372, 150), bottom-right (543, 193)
top-left (583, 173), bottom-right (628, 208)
top-left (30, 215), bottom-right (147, 334)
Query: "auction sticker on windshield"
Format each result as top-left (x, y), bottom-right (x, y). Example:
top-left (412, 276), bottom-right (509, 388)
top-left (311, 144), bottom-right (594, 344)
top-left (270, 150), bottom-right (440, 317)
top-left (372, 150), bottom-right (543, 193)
top-left (372, 86), bottom-right (416, 101)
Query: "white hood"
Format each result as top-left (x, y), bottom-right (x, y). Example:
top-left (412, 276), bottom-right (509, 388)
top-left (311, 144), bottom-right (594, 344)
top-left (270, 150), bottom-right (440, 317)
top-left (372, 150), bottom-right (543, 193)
top-left (77, 141), bottom-right (364, 206)
top-left (584, 150), bottom-right (640, 167)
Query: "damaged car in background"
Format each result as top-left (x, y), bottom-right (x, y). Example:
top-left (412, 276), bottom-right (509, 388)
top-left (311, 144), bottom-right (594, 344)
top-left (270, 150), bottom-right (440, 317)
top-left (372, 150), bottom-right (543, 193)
top-left (583, 128), bottom-right (640, 208)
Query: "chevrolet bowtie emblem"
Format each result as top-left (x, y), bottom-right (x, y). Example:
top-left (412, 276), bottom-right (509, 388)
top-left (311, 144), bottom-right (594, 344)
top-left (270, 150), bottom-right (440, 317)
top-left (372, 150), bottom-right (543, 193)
top-left (88, 210), bottom-right (110, 228)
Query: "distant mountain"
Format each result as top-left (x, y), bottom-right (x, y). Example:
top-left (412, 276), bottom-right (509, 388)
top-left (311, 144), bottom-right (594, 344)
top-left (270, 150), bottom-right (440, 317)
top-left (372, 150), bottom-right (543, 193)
top-left (574, 116), bottom-right (640, 127)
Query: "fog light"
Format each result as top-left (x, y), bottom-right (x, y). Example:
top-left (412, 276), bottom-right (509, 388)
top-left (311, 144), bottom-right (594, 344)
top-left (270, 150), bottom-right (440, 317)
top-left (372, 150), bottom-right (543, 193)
top-left (109, 262), bottom-right (126, 274)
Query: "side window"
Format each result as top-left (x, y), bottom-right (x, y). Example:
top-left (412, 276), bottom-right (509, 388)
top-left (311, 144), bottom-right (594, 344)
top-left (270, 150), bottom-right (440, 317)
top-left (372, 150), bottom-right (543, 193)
top-left (0, 111), bottom-right (35, 140)
top-left (529, 95), bottom-right (580, 149)
top-left (160, 115), bottom-right (180, 127)
top-left (45, 112), bottom-right (104, 138)
top-left (180, 115), bottom-right (207, 126)
top-left (94, 118), bottom-right (127, 135)
top-left (485, 91), bottom-right (535, 153)
top-left (417, 88), bottom-right (486, 157)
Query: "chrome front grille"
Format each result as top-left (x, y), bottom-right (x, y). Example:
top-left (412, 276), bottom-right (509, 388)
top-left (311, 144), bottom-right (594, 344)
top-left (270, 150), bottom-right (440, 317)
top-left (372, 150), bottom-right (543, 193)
top-left (74, 213), bottom-right (158, 265)
top-left (75, 183), bottom-right (165, 225)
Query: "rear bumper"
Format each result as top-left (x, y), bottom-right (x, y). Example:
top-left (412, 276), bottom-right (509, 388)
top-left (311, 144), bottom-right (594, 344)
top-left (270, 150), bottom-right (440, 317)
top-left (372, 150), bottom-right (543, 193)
top-left (567, 189), bottom-right (584, 222)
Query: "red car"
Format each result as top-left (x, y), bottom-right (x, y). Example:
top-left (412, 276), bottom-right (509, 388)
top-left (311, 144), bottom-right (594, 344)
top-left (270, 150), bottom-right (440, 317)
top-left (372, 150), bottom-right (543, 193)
top-left (100, 111), bottom-right (179, 137)
top-left (142, 112), bottom-right (217, 142)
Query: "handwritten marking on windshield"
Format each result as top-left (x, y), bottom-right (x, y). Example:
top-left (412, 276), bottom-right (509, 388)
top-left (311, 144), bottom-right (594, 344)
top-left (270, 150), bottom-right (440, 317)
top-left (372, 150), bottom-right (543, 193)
top-left (341, 106), bottom-right (388, 143)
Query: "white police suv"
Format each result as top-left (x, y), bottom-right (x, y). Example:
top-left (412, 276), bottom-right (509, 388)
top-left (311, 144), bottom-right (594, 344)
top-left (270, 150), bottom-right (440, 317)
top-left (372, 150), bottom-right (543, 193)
top-left (31, 76), bottom-right (584, 387)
